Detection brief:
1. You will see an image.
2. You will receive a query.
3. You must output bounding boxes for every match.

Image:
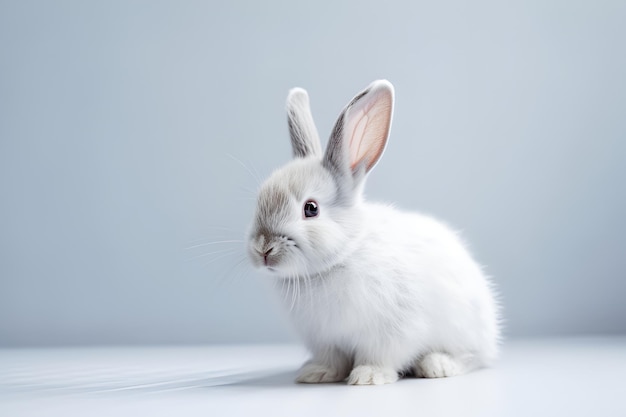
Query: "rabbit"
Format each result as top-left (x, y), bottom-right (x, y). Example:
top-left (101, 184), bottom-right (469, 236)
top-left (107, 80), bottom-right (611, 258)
top-left (246, 80), bottom-right (500, 385)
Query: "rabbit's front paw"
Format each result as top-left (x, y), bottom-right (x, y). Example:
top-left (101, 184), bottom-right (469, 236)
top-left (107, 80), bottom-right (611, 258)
top-left (296, 363), bottom-right (348, 383)
top-left (415, 352), bottom-right (463, 378)
top-left (347, 365), bottom-right (398, 385)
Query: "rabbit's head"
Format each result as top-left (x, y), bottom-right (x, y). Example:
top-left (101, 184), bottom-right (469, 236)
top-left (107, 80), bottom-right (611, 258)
top-left (247, 81), bottom-right (394, 277)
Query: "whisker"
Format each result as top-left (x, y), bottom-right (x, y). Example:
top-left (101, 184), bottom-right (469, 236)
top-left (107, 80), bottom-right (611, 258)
top-left (230, 257), bottom-right (251, 283)
top-left (188, 227), bottom-right (241, 240)
top-left (226, 153), bottom-right (263, 186)
top-left (198, 251), bottom-right (239, 268)
top-left (286, 275), bottom-right (292, 311)
top-left (249, 161), bottom-right (263, 185)
top-left (210, 253), bottom-right (250, 290)
top-left (185, 248), bottom-right (236, 262)
top-left (290, 271), bottom-right (298, 311)
top-left (197, 225), bottom-right (240, 233)
top-left (299, 257), bottom-right (314, 309)
top-left (279, 274), bottom-right (287, 301)
top-left (185, 240), bottom-right (244, 250)
top-left (296, 275), bottom-right (302, 309)
top-left (238, 185), bottom-right (258, 196)
top-left (226, 255), bottom-right (249, 280)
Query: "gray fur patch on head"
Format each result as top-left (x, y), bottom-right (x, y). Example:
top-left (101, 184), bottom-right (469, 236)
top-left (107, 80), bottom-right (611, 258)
top-left (255, 183), bottom-right (292, 236)
top-left (252, 158), bottom-right (337, 243)
top-left (248, 157), bottom-right (360, 276)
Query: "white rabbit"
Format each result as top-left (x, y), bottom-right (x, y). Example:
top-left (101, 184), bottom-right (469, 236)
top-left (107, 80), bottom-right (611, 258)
top-left (247, 80), bottom-right (500, 385)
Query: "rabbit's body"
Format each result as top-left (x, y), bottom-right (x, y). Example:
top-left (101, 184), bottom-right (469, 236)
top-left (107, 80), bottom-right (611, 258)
top-left (288, 203), bottom-right (498, 374)
top-left (247, 81), bottom-right (500, 385)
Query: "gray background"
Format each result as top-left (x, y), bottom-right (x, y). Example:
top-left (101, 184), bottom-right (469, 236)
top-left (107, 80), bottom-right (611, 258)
top-left (1, 0), bottom-right (625, 347)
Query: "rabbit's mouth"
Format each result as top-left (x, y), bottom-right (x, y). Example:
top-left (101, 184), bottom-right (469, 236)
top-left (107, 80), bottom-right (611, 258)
top-left (248, 230), bottom-right (302, 270)
top-left (249, 239), bottom-right (282, 268)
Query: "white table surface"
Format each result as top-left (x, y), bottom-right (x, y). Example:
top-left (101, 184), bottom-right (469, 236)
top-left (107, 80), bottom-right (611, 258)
top-left (1, 337), bottom-right (625, 417)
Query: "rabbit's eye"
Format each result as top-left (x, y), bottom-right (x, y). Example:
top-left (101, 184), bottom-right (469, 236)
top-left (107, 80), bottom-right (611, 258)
top-left (303, 200), bottom-right (319, 218)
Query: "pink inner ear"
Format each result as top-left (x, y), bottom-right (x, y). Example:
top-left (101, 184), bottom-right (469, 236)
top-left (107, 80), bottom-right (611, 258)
top-left (347, 91), bottom-right (392, 172)
top-left (350, 111), bottom-right (369, 162)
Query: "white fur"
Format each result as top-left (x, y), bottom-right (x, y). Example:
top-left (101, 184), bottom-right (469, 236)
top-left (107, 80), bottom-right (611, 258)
top-left (247, 80), bottom-right (500, 385)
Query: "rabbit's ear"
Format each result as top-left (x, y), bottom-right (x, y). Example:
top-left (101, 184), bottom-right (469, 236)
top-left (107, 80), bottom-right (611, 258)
top-left (287, 88), bottom-right (322, 158)
top-left (323, 80), bottom-right (394, 184)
